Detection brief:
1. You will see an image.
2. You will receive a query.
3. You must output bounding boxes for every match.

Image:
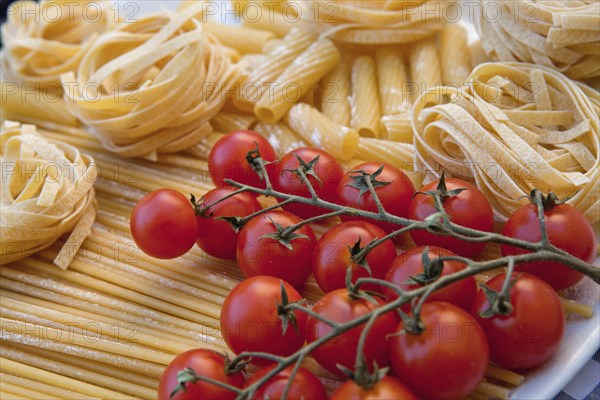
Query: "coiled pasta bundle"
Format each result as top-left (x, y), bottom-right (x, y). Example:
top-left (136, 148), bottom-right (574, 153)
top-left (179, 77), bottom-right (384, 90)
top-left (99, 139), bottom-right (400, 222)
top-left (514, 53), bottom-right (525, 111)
top-left (308, 0), bottom-right (449, 46)
top-left (412, 62), bottom-right (599, 223)
top-left (61, 4), bottom-right (240, 158)
top-left (477, 0), bottom-right (600, 80)
top-left (1, 0), bottom-right (117, 91)
top-left (0, 121), bottom-right (97, 268)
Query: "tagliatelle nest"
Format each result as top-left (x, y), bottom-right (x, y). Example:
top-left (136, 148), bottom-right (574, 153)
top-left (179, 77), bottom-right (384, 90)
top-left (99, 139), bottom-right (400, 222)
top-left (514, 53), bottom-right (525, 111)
top-left (477, 0), bottom-right (600, 80)
top-left (412, 62), bottom-right (600, 223)
top-left (308, 0), bottom-right (447, 46)
top-left (61, 3), bottom-right (241, 159)
top-left (0, 121), bottom-right (98, 269)
top-left (1, 0), bottom-right (117, 91)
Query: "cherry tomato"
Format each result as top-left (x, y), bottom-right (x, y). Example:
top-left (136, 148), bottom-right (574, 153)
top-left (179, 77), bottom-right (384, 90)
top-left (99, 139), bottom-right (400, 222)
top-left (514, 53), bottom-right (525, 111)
top-left (195, 187), bottom-right (261, 260)
top-left (408, 177), bottom-right (494, 258)
top-left (313, 221), bottom-right (396, 293)
top-left (273, 147), bottom-right (344, 219)
top-left (305, 289), bottom-right (397, 377)
top-left (384, 246), bottom-right (476, 311)
top-left (236, 210), bottom-right (316, 288)
top-left (158, 349), bottom-right (245, 400)
top-left (330, 376), bottom-right (417, 400)
top-left (130, 189), bottom-right (197, 259)
top-left (470, 273), bottom-right (565, 370)
top-left (220, 276), bottom-right (307, 363)
top-left (389, 302), bottom-right (489, 400)
top-left (501, 200), bottom-right (596, 290)
top-left (336, 162), bottom-right (415, 235)
top-left (208, 130), bottom-right (277, 189)
top-left (244, 365), bottom-right (328, 400)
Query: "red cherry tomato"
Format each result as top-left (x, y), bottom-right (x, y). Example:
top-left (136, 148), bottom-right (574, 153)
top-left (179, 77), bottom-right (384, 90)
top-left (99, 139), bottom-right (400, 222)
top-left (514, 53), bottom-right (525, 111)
top-left (389, 302), bottom-right (489, 400)
top-left (130, 189), bottom-right (197, 259)
top-left (384, 246), bottom-right (476, 311)
top-left (195, 187), bottom-right (262, 260)
top-left (158, 349), bottom-right (245, 400)
top-left (208, 130), bottom-right (277, 189)
top-left (273, 147), bottom-right (344, 219)
top-left (313, 221), bottom-right (396, 293)
top-left (220, 276), bottom-right (307, 363)
top-left (408, 177), bottom-right (494, 258)
top-left (470, 273), bottom-right (565, 370)
top-left (336, 162), bottom-right (415, 235)
top-left (236, 210), bottom-right (316, 288)
top-left (330, 376), bottom-right (417, 400)
top-left (305, 289), bottom-right (397, 377)
top-left (244, 365), bottom-right (328, 400)
top-left (501, 201), bottom-right (596, 290)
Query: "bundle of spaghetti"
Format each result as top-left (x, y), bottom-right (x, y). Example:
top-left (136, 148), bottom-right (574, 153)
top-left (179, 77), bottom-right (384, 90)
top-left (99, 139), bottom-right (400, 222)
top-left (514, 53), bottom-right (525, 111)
top-left (61, 3), bottom-right (240, 159)
top-left (0, 0), bottom-right (117, 91)
top-left (306, 0), bottom-right (449, 46)
top-left (412, 62), bottom-right (600, 223)
top-left (0, 121), bottom-right (97, 269)
top-left (477, 0), bottom-right (600, 80)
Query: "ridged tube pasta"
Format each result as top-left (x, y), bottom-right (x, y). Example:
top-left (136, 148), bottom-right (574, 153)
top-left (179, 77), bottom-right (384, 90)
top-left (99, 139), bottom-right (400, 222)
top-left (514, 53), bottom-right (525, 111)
top-left (375, 47), bottom-right (411, 115)
top-left (210, 113), bottom-right (256, 133)
top-left (0, 0), bottom-right (117, 91)
top-left (254, 38), bottom-right (341, 123)
top-left (61, 4), bottom-right (239, 159)
top-left (412, 62), bottom-right (600, 223)
top-left (321, 62), bottom-right (352, 126)
top-left (240, 28), bottom-right (317, 109)
top-left (254, 122), bottom-right (308, 156)
top-left (380, 114), bottom-right (413, 143)
top-left (439, 24), bottom-right (472, 85)
top-left (0, 121), bottom-right (97, 269)
top-left (477, 0), bottom-right (600, 80)
top-left (409, 36), bottom-right (442, 102)
top-left (203, 23), bottom-right (275, 54)
top-left (350, 56), bottom-right (382, 138)
top-left (286, 103), bottom-right (359, 160)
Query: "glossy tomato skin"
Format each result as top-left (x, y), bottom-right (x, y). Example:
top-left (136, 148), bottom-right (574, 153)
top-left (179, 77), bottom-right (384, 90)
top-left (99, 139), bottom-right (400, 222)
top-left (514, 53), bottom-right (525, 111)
top-left (196, 187), bottom-right (262, 260)
top-left (220, 276), bottom-right (307, 363)
top-left (305, 289), bottom-right (397, 377)
top-left (130, 189), bottom-right (197, 259)
top-left (470, 273), bottom-right (565, 370)
top-left (384, 246), bottom-right (476, 310)
top-left (313, 221), bottom-right (396, 293)
top-left (336, 162), bottom-right (415, 235)
top-left (244, 365), bottom-right (328, 400)
top-left (273, 147), bottom-right (344, 219)
top-left (158, 349), bottom-right (245, 400)
top-left (408, 178), bottom-right (494, 258)
top-left (208, 130), bottom-right (277, 189)
top-left (500, 203), bottom-right (595, 290)
top-left (236, 210), bottom-right (316, 288)
top-left (330, 376), bottom-right (417, 400)
top-left (389, 302), bottom-right (489, 400)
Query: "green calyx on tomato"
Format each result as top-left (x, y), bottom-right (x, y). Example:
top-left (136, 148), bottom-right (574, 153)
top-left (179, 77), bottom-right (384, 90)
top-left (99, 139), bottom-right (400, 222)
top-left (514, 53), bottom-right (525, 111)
top-left (346, 164), bottom-right (391, 198)
top-left (244, 141), bottom-right (269, 182)
top-left (414, 172), bottom-right (467, 203)
top-left (276, 281), bottom-right (305, 336)
top-left (260, 217), bottom-right (309, 251)
top-left (478, 268), bottom-right (520, 318)
top-left (285, 153), bottom-right (323, 186)
top-left (347, 237), bottom-right (373, 276)
top-left (337, 356), bottom-right (389, 392)
top-left (403, 247), bottom-right (444, 286)
top-left (526, 188), bottom-right (572, 212)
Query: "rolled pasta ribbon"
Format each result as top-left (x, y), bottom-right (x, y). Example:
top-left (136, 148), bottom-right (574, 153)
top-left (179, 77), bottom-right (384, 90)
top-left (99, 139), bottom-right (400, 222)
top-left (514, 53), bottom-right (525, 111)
top-left (412, 62), bottom-right (599, 223)
top-left (61, 4), bottom-right (240, 159)
top-left (286, 103), bottom-right (359, 160)
top-left (1, 0), bottom-right (117, 91)
top-left (477, 0), bottom-right (600, 80)
top-left (307, 0), bottom-right (448, 46)
top-left (0, 121), bottom-right (97, 268)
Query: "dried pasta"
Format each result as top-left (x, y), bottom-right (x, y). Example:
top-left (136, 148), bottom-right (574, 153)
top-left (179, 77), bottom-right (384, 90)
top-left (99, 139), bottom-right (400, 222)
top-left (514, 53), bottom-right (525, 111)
top-left (477, 0), bottom-right (600, 79)
top-left (409, 36), bottom-right (442, 102)
top-left (321, 62), bottom-right (352, 127)
top-left (61, 4), bottom-right (240, 159)
top-left (350, 56), bottom-right (382, 138)
top-left (412, 62), bottom-right (600, 223)
top-left (376, 47), bottom-right (411, 115)
top-left (439, 24), bottom-right (472, 85)
top-left (254, 121), bottom-right (309, 156)
top-left (0, 121), bottom-right (97, 268)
